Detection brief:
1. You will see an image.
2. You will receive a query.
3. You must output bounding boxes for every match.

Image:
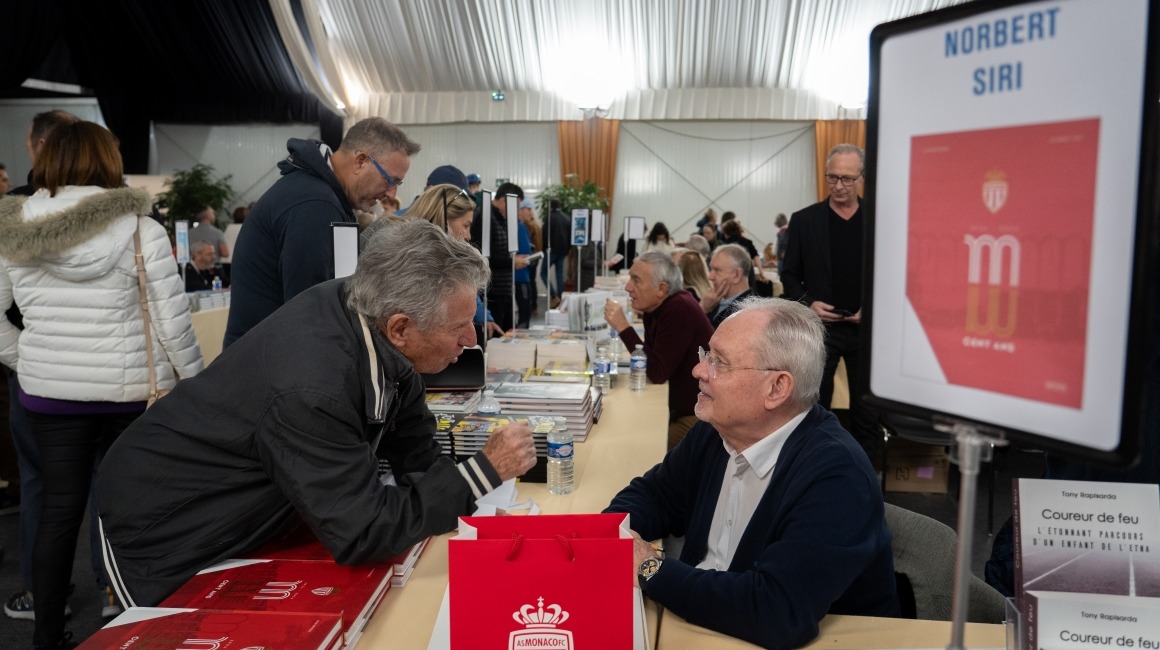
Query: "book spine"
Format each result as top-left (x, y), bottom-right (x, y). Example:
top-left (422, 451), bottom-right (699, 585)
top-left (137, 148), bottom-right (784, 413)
top-left (1013, 477), bottom-right (1023, 605)
top-left (1023, 591), bottom-right (1037, 650)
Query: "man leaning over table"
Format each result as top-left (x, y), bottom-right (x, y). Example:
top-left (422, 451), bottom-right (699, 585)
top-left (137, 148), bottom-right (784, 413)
top-left (603, 252), bottom-right (713, 449)
top-left (96, 219), bottom-right (537, 608)
top-left (605, 297), bottom-right (898, 649)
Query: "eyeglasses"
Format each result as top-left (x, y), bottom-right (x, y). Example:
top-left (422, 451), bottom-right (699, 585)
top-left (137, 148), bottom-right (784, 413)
top-left (441, 187), bottom-right (472, 232)
top-left (362, 152), bottom-right (402, 188)
top-left (824, 173), bottom-right (862, 187)
top-left (697, 346), bottom-right (780, 380)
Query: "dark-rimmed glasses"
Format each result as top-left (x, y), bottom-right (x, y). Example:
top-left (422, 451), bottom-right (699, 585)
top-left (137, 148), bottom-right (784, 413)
top-left (697, 346), bottom-right (781, 380)
top-left (824, 173), bottom-right (861, 186)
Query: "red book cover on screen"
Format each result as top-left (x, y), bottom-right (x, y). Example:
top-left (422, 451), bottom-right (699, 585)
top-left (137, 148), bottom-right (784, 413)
top-left (906, 119), bottom-right (1099, 408)
top-left (77, 608), bottom-right (343, 650)
top-left (158, 558), bottom-right (391, 646)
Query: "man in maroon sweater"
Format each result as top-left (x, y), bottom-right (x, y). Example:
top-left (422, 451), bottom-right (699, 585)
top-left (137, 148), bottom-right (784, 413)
top-left (604, 252), bottom-right (714, 448)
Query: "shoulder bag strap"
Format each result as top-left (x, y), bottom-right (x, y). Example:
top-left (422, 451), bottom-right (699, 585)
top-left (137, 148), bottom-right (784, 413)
top-left (133, 219), bottom-right (161, 401)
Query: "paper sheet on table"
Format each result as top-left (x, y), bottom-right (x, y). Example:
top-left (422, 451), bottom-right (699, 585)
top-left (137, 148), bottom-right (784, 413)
top-left (472, 478), bottom-right (539, 516)
top-left (426, 585), bottom-right (650, 650)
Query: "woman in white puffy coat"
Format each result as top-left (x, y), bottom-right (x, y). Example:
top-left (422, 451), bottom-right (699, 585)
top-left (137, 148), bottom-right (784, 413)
top-left (0, 121), bottom-right (202, 650)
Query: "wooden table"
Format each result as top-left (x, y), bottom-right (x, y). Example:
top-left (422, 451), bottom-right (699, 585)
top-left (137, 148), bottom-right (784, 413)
top-left (658, 612), bottom-right (1007, 649)
top-left (358, 381), bottom-right (670, 648)
top-left (190, 306), bottom-right (227, 365)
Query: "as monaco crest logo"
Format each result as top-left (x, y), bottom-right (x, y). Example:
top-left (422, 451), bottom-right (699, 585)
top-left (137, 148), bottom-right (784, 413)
top-left (981, 170), bottom-right (1008, 214)
top-left (509, 596), bottom-right (573, 649)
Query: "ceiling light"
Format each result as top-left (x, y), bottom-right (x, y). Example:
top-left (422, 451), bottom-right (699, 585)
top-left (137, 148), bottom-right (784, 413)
top-left (492, 90), bottom-right (506, 101)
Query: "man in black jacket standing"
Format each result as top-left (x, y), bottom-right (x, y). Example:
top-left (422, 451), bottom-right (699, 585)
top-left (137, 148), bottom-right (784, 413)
top-left (471, 182), bottom-right (527, 331)
top-left (97, 219), bottom-right (537, 608)
top-left (225, 117), bottom-right (421, 348)
top-left (781, 143), bottom-right (878, 462)
top-left (542, 199), bottom-right (572, 308)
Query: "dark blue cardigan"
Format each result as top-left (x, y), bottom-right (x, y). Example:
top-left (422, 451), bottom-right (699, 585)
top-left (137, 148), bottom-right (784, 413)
top-left (606, 404), bottom-right (898, 649)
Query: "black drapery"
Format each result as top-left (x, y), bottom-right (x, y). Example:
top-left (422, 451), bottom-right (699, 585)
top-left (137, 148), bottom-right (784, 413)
top-left (1, 0), bottom-right (343, 172)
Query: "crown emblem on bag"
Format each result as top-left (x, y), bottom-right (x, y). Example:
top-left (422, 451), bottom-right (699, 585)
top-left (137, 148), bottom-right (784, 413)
top-left (513, 597), bottom-right (569, 627)
top-left (508, 597), bottom-right (574, 650)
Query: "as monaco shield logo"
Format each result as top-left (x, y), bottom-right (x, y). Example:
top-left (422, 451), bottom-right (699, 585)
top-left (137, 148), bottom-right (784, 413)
top-left (509, 597), bottom-right (573, 649)
top-left (981, 171), bottom-right (1008, 214)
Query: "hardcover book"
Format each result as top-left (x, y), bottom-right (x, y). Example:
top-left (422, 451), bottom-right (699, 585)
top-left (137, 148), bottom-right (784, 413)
top-left (1013, 478), bottom-right (1160, 622)
top-left (158, 558), bottom-right (393, 647)
top-left (78, 608), bottom-right (343, 650)
top-left (1024, 591), bottom-right (1160, 650)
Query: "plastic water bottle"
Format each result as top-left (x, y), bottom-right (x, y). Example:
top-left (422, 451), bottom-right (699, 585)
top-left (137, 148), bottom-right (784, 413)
top-left (608, 328), bottom-right (628, 365)
top-left (547, 417), bottom-right (574, 495)
top-left (630, 344), bottom-right (647, 392)
top-left (477, 389), bottom-right (501, 414)
top-left (211, 276), bottom-right (222, 291)
top-left (593, 346), bottom-right (612, 391)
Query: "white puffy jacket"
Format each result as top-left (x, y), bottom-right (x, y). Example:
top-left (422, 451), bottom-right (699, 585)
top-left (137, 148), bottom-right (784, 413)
top-left (0, 186), bottom-right (203, 402)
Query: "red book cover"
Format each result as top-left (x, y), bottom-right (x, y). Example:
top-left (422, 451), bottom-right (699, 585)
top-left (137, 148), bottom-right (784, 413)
top-left (906, 119), bottom-right (1099, 408)
top-left (77, 608), bottom-right (343, 650)
top-left (389, 537), bottom-right (431, 587)
top-left (158, 558), bottom-right (392, 646)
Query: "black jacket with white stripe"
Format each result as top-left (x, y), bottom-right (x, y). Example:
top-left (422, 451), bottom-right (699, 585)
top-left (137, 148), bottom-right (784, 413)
top-left (96, 279), bottom-right (500, 606)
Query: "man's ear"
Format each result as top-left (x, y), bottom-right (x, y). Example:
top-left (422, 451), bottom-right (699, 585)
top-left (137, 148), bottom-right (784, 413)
top-left (764, 371), bottom-right (795, 411)
top-left (382, 314), bottom-right (409, 348)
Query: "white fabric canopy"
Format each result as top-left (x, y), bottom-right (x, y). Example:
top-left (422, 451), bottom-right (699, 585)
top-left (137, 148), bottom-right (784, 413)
top-left (273, 0), bottom-right (972, 124)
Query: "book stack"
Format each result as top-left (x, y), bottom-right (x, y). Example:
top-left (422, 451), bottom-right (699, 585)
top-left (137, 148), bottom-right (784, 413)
top-left (440, 414), bottom-right (559, 483)
top-left (535, 338), bottom-right (589, 369)
top-left (560, 291), bottom-right (630, 332)
top-left (485, 337), bottom-right (537, 372)
top-left (491, 382), bottom-right (596, 442)
top-left (79, 608), bottom-right (344, 650)
top-left (157, 558), bottom-right (393, 648)
top-left (388, 537), bottom-right (431, 587)
top-left (522, 362), bottom-right (591, 384)
top-left (425, 389), bottom-right (481, 414)
top-left (1013, 478), bottom-right (1160, 650)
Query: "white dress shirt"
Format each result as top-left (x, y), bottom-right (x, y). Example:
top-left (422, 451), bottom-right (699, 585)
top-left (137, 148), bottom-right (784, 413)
top-left (696, 410), bottom-right (809, 571)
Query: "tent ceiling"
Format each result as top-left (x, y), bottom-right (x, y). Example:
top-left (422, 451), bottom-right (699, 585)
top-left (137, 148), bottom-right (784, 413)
top-left (297, 0), bottom-right (973, 123)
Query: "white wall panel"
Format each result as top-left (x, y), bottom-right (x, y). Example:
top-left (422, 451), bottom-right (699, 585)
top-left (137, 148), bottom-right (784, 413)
top-left (612, 121), bottom-right (816, 252)
top-left (154, 123), bottom-right (319, 211)
top-left (398, 122), bottom-right (559, 203)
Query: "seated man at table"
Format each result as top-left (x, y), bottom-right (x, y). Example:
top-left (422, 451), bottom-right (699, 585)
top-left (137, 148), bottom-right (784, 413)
top-left (603, 252), bottom-right (713, 449)
top-left (183, 240), bottom-right (229, 292)
top-left (605, 297), bottom-right (898, 649)
top-left (96, 219), bottom-right (537, 607)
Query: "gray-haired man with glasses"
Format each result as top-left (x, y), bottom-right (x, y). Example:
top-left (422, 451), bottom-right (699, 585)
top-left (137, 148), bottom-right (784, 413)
top-left (781, 143), bottom-right (879, 463)
top-left (226, 117), bottom-right (421, 348)
top-left (605, 297), bottom-right (897, 648)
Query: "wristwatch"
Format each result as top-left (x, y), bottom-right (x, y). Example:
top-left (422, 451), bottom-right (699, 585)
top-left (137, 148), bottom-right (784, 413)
top-left (638, 556), bottom-right (662, 582)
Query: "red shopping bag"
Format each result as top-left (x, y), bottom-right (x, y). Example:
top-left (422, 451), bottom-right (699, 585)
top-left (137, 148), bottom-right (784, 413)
top-left (448, 513), bottom-right (635, 649)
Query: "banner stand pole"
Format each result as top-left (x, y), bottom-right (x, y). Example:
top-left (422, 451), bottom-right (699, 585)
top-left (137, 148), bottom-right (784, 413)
top-left (941, 421), bottom-right (1005, 650)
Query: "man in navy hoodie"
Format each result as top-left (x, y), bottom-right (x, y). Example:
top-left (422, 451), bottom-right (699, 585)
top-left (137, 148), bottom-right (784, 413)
top-left (606, 297), bottom-right (898, 649)
top-left (225, 118), bottom-right (421, 348)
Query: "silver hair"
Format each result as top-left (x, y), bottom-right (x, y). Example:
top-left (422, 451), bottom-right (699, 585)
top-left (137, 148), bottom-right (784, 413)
top-left (339, 117), bottom-right (421, 158)
top-left (713, 243), bottom-right (752, 277)
top-left (685, 234), bottom-right (710, 258)
top-left (733, 296), bottom-right (825, 410)
top-left (636, 252), bottom-right (683, 297)
top-left (347, 219), bottom-right (489, 329)
top-left (190, 240), bottom-right (214, 255)
top-left (826, 143), bottom-right (865, 172)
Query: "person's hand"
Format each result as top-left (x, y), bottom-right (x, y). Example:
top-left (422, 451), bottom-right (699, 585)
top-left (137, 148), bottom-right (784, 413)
top-left (603, 299), bottom-right (630, 332)
top-left (514, 255), bottom-right (530, 270)
top-left (485, 321), bottom-right (505, 338)
top-left (630, 530), bottom-right (661, 574)
top-left (481, 423), bottom-right (537, 481)
top-left (810, 300), bottom-right (846, 323)
top-left (847, 309), bottom-right (861, 324)
top-left (700, 280), bottom-right (729, 314)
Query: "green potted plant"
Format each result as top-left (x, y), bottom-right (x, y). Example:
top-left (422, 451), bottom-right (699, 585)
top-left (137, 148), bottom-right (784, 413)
top-left (537, 173), bottom-right (610, 221)
top-left (154, 163), bottom-right (236, 230)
